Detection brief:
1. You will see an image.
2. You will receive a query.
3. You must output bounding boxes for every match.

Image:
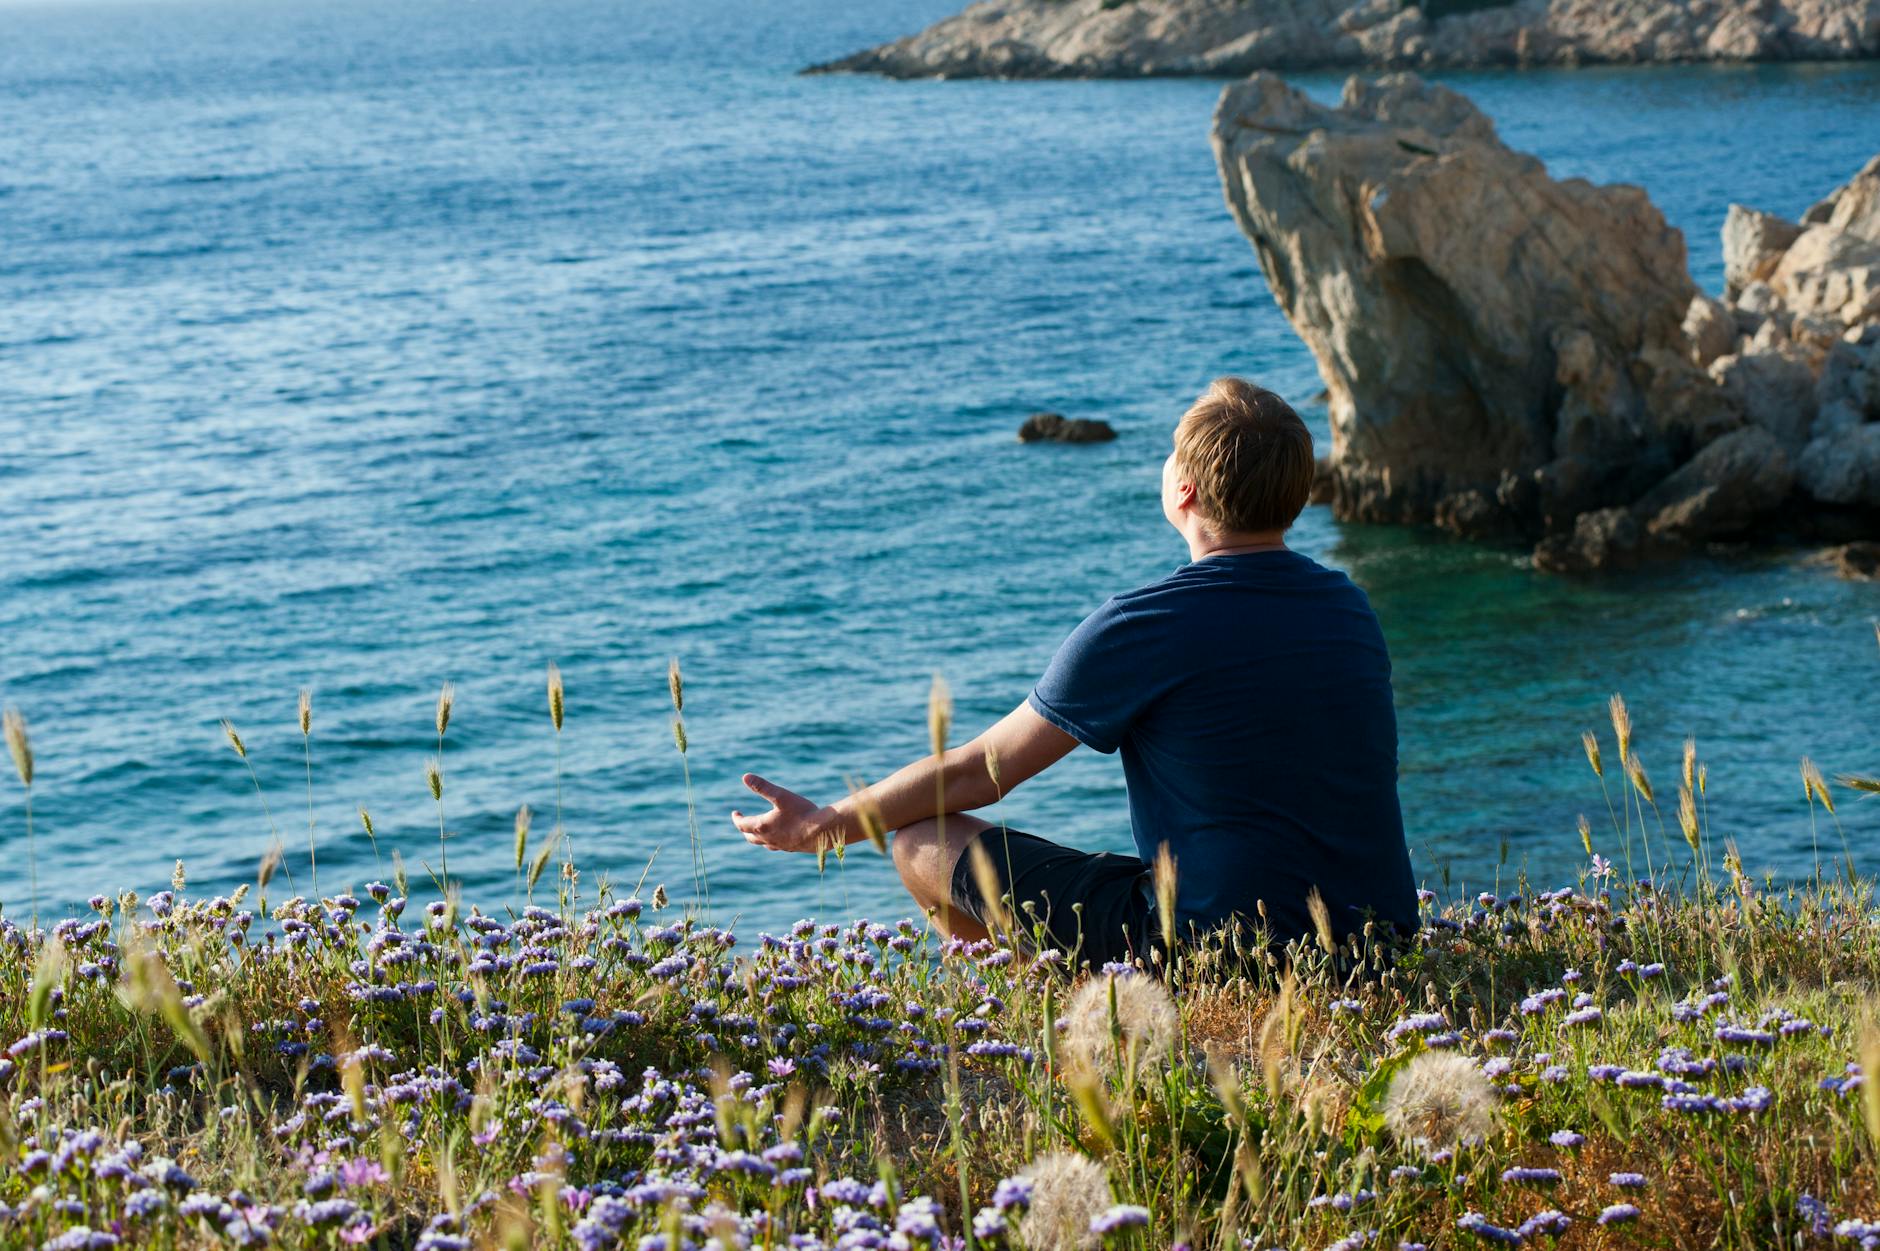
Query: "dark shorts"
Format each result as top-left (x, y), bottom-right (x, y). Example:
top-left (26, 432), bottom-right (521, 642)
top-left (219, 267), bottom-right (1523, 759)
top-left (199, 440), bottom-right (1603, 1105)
top-left (949, 826), bottom-right (1159, 970)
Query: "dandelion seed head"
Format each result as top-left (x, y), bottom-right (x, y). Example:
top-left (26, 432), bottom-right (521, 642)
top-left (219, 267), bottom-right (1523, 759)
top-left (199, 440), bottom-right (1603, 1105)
top-left (1018, 1152), bottom-right (1110, 1251)
top-left (1062, 972), bottom-right (1177, 1073)
top-left (1382, 1050), bottom-right (1495, 1154)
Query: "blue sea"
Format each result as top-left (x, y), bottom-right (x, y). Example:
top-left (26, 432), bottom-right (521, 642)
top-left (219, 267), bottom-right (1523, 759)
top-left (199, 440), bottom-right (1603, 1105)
top-left (3, 0), bottom-right (1878, 936)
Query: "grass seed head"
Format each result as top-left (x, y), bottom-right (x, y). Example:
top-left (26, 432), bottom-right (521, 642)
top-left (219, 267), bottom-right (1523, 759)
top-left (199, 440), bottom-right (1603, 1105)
top-left (666, 657), bottom-right (682, 714)
top-left (435, 682), bottom-right (455, 739)
top-left (845, 779), bottom-right (888, 855)
top-left (549, 663), bottom-right (565, 732)
top-left (1801, 758), bottom-right (1835, 815)
top-left (1577, 813), bottom-right (1593, 856)
top-left (4, 709), bottom-right (32, 787)
top-left (514, 805), bottom-right (531, 871)
top-left (1607, 694), bottom-right (1632, 764)
top-left (528, 829), bottom-right (557, 894)
top-left (966, 840), bottom-right (1012, 936)
top-left (927, 674), bottom-right (951, 758)
top-left (1306, 885), bottom-right (1335, 956)
top-left (1153, 843), bottom-right (1177, 953)
top-left (1580, 730), bottom-right (1601, 779)
top-left (1383, 1049), bottom-right (1496, 1155)
top-left (298, 689), bottom-right (312, 738)
top-left (222, 719), bottom-right (247, 760)
top-left (1682, 735), bottom-right (1696, 791)
top-left (1018, 1151), bottom-right (1111, 1251)
top-left (425, 759), bottom-right (443, 802)
top-left (1628, 756), bottom-right (1653, 806)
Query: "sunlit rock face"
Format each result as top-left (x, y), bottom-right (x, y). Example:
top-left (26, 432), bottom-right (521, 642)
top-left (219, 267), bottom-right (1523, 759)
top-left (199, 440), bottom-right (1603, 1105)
top-left (807, 0), bottom-right (1880, 81)
top-left (1210, 73), bottom-right (1880, 571)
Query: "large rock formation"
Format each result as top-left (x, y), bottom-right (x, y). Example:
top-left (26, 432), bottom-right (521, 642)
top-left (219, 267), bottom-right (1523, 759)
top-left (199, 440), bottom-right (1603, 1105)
top-left (809, 0), bottom-right (1880, 78)
top-left (1209, 73), bottom-right (1880, 570)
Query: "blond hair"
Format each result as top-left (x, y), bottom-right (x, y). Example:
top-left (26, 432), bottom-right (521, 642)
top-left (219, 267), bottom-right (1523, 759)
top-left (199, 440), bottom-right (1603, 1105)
top-left (1173, 377), bottom-right (1314, 533)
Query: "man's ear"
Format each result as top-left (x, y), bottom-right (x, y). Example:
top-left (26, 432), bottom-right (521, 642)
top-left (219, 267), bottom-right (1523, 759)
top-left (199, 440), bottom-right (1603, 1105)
top-left (1173, 479), bottom-right (1198, 514)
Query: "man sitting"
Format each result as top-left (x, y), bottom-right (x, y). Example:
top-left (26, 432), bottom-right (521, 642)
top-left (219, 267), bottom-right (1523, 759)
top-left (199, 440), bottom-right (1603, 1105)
top-left (732, 377), bottom-right (1417, 966)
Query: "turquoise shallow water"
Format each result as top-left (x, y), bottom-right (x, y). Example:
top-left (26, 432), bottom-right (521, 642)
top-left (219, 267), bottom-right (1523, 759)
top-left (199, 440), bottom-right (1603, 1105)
top-left (2, 0), bottom-right (1878, 936)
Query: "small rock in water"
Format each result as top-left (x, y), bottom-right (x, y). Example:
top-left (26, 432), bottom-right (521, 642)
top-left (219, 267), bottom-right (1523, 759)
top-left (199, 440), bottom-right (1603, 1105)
top-left (1833, 540), bottom-right (1880, 580)
top-left (1017, 412), bottom-right (1116, 444)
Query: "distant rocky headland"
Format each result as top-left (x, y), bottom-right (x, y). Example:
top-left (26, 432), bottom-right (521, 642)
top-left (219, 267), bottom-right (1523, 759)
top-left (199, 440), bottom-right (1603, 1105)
top-left (1212, 72), bottom-right (1880, 572)
top-left (808, 0), bottom-right (1880, 79)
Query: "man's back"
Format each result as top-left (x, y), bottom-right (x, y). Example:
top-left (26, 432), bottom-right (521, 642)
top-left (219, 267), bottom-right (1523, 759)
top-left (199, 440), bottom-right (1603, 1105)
top-left (1028, 548), bottom-right (1417, 944)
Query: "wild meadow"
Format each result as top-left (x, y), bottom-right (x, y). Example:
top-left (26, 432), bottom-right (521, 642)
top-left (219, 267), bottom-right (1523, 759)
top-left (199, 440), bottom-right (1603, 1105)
top-left (1, 648), bottom-right (1879, 1251)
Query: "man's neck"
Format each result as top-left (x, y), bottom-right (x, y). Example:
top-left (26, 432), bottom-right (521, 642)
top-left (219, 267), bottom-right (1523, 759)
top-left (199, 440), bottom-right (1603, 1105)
top-left (1186, 528), bottom-right (1288, 563)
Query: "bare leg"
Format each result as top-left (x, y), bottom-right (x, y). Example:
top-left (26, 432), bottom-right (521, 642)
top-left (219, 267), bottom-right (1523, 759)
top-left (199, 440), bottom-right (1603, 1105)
top-left (891, 813), bottom-right (994, 943)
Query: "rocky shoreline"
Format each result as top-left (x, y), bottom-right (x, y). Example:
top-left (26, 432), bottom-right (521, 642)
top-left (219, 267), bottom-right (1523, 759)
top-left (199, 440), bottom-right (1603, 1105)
top-left (809, 0), bottom-right (1880, 80)
top-left (1212, 73), bottom-right (1880, 571)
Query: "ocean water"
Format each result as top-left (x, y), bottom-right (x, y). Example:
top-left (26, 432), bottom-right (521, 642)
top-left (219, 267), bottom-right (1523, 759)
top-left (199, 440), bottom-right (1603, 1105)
top-left (2, 0), bottom-right (1878, 937)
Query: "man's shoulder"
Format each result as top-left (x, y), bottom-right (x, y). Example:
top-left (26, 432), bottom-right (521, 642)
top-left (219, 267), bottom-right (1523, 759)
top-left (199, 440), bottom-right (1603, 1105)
top-left (1121, 551), bottom-right (1361, 602)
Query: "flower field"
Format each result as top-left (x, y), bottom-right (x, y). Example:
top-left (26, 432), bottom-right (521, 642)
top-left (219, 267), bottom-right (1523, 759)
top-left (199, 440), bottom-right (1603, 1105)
top-left (1, 686), bottom-right (1878, 1250)
top-left (2, 844), bottom-right (1878, 1250)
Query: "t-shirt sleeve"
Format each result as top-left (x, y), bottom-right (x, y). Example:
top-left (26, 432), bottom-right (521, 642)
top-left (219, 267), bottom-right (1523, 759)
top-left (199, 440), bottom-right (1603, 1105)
top-left (1027, 598), bottom-right (1156, 755)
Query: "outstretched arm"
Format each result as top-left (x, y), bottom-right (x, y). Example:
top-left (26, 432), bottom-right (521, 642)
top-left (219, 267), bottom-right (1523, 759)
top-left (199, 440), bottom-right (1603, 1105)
top-left (732, 700), bottom-right (1078, 853)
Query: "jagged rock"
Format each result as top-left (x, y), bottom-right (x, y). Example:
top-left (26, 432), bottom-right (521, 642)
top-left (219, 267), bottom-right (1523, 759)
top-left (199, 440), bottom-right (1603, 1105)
top-left (1722, 206), bottom-right (1802, 299)
top-left (1797, 423), bottom-right (1880, 506)
top-left (1806, 156), bottom-right (1880, 237)
top-left (1210, 71), bottom-right (1705, 535)
top-left (1208, 72), bottom-right (1879, 572)
top-left (1531, 507), bottom-right (1641, 573)
top-left (1016, 412), bottom-right (1117, 443)
top-left (1633, 427), bottom-right (1794, 542)
top-left (1767, 226), bottom-right (1880, 327)
top-left (1833, 539), bottom-right (1880, 579)
top-left (1707, 349), bottom-right (1819, 448)
top-left (808, 0), bottom-right (1880, 79)
top-left (1683, 294), bottom-right (1738, 367)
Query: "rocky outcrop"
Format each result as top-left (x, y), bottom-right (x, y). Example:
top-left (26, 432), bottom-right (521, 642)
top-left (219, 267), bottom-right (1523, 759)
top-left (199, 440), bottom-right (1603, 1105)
top-left (1017, 412), bottom-right (1118, 442)
top-left (1211, 73), bottom-right (1880, 570)
top-left (809, 0), bottom-right (1880, 79)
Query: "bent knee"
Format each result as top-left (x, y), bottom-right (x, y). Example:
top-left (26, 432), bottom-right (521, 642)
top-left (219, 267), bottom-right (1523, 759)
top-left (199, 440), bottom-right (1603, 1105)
top-left (892, 817), bottom-right (942, 875)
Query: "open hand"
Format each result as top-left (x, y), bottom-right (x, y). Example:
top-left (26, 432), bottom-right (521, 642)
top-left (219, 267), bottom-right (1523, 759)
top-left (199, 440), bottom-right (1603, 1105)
top-left (732, 773), bottom-right (836, 854)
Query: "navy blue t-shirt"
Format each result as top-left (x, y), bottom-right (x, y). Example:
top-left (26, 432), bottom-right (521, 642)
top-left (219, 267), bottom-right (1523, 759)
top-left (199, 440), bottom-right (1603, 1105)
top-left (1027, 549), bottom-right (1416, 945)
